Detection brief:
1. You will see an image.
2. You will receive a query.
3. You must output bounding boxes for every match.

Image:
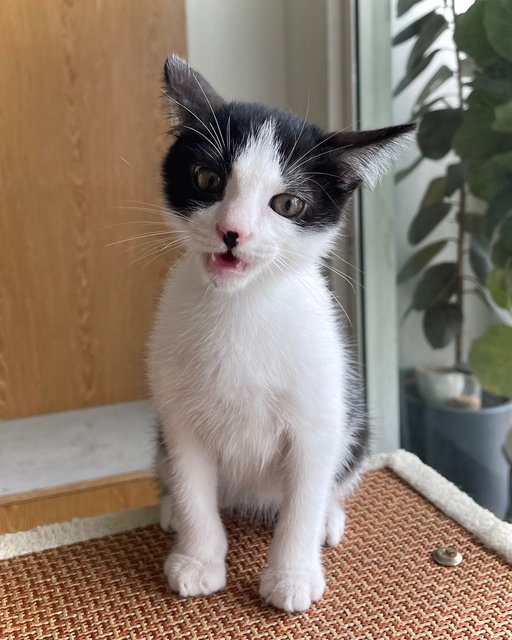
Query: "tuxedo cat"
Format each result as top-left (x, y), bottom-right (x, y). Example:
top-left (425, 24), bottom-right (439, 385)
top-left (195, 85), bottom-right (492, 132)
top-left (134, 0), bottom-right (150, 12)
top-left (149, 55), bottom-right (413, 612)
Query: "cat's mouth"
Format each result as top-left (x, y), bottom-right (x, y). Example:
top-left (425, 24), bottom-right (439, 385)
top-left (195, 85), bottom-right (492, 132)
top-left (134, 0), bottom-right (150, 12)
top-left (206, 250), bottom-right (248, 276)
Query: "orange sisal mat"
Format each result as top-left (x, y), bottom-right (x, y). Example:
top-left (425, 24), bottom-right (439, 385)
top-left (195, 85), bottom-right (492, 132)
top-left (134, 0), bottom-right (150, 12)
top-left (1, 468), bottom-right (511, 639)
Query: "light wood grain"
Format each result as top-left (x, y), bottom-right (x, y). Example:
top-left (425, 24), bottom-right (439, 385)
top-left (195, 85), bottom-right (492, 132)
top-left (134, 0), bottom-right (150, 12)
top-left (0, 470), bottom-right (159, 533)
top-left (0, 0), bottom-right (186, 418)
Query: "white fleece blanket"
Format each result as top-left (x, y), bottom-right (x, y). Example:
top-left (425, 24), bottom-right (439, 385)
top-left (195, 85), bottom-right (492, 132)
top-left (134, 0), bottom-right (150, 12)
top-left (1, 450), bottom-right (511, 563)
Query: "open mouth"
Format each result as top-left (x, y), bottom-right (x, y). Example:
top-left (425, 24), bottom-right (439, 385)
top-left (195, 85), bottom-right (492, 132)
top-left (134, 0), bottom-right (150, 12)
top-left (207, 250), bottom-right (247, 275)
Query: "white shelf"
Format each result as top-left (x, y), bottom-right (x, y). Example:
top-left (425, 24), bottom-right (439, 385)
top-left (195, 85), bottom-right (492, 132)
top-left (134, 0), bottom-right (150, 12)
top-left (0, 400), bottom-right (157, 496)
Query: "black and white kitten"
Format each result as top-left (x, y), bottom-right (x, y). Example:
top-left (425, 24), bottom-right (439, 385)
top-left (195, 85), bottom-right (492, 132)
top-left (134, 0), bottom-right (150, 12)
top-left (149, 55), bottom-right (413, 612)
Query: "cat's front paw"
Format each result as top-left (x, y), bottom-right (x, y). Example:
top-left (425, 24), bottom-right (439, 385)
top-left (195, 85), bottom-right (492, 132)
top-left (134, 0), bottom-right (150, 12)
top-left (259, 564), bottom-right (325, 612)
top-left (164, 552), bottom-right (226, 597)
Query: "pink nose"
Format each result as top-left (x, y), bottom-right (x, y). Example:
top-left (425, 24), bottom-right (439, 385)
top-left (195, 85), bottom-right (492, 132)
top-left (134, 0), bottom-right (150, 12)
top-left (216, 224), bottom-right (250, 244)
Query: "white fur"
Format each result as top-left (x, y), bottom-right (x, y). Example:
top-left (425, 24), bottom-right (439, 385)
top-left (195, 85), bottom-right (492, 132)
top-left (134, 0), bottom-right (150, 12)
top-left (148, 121), bottom-right (356, 612)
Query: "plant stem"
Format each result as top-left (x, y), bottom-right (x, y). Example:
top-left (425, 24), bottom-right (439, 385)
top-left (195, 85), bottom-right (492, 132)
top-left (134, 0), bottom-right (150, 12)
top-left (451, 0), bottom-right (466, 367)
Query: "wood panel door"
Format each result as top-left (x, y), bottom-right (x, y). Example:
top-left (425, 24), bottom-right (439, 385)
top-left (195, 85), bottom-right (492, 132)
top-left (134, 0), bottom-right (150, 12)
top-left (0, 0), bottom-right (186, 419)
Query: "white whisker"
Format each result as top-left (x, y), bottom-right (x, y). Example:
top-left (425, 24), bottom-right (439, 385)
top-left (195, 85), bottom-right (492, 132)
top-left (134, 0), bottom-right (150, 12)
top-left (286, 131), bottom-right (341, 173)
top-left (283, 96), bottom-right (310, 170)
top-left (192, 73), bottom-right (225, 153)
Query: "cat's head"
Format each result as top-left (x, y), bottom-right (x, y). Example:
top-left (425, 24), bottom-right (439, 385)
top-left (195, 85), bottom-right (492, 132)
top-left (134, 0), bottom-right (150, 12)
top-left (161, 55), bottom-right (413, 291)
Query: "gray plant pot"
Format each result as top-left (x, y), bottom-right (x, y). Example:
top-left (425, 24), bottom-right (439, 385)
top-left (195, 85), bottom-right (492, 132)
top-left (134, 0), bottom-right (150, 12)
top-left (402, 378), bottom-right (512, 519)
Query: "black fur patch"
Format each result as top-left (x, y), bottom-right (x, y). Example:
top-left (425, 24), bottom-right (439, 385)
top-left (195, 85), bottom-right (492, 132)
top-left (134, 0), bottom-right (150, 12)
top-left (162, 102), bottom-right (359, 229)
top-left (335, 385), bottom-right (370, 484)
top-left (161, 55), bottom-right (414, 232)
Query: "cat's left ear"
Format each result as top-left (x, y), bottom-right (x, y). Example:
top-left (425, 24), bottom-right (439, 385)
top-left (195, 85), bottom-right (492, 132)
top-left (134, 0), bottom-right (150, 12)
top-left (162, 54), bottom-right (225, 127)
top-left (326, 123), bottom-right (416, 190)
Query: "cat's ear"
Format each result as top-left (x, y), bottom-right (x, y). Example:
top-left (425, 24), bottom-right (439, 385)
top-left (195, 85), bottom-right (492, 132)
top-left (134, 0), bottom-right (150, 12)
top-left (162, 54), bottom-right (225, 126)
top-left (326, 123), bottom-right (416, 190)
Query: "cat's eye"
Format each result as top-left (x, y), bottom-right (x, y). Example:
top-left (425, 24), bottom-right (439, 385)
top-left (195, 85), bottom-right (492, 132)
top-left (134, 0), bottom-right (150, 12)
top-left (269, 193), bottom-right (305, 218)
top-left (193, 166), bottom-right (224, 193)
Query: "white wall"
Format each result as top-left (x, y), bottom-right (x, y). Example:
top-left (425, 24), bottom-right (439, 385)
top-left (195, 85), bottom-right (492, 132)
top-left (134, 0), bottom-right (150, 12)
top-left (185, 0), bottom-right (287, 109)
top-left (185, 0), bottom-right (332, 127)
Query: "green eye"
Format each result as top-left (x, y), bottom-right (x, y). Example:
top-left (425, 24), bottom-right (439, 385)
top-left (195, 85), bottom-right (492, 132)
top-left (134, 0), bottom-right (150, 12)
top-left (193, 166), bottom-right (224, 193)
top-left (270, 193), bottom-right (306, 218)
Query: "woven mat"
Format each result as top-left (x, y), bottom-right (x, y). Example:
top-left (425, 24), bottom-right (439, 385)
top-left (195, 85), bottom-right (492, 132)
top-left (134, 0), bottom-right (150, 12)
top-left (1, 468), bottom-right (511, 640)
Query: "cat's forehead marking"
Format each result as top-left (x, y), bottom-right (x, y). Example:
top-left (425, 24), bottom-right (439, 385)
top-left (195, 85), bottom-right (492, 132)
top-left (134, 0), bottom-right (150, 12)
top-left (231, 118), bottom-right (284, 194)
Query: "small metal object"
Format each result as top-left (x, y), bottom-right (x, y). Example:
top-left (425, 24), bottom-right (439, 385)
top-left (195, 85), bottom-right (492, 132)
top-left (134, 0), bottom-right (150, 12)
top-left (432, 546), bottom-right (463, 567)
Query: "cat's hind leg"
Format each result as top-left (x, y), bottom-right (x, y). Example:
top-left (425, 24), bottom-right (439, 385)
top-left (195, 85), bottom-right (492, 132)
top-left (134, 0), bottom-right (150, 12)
top-left (323, 497), bottom-right (346, 547)
top-left (155, 421), bottom-right (177, 532)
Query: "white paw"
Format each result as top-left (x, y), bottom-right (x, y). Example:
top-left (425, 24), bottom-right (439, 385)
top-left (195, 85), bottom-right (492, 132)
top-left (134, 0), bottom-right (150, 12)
top-left (159, 494), bottom-right (177, 532)
top-left (259, 565), bottom-right (325, 612)
top-left (164, 552), bottom-right (226, 597)
top-left (324, 502), bottom-right (345, 547)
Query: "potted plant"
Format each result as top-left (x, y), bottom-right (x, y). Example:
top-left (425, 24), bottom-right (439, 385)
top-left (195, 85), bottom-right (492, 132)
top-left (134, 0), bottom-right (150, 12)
top-left (393, 0), bottom-right (512, 517)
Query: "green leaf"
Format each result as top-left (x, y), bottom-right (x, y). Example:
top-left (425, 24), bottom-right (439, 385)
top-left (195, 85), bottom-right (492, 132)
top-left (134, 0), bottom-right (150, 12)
top-left (395, 156), bottom-right (422, 183)
top-left (454, 0), bottom-right (497, 69)
top-left (397, 240), bottom-right (448, 283)
top-left (423, 302), bottom-right (462, 349)
top-left (393, 49), bottom-right (439, 96)
top-left (414, 65), bottom-right (453, 108)
top-left (472, 60), bottom-right (512, 103)
top-left (421, 177), bottom-right (447, 208)
top-left (408, 202), bottom-right (452, 245)
top-left (484, 0), bottom-right (512, 64)
top-left (464, 212), bottom-right (484, 236)
top-left (397, 0), bottom-right (424, 18)
top-left (492, 238), bottom-right (512, 268)
top-left (492, 100), bottom-right (512, 132)
top-left (453, 90), bottom-right (511, 161)
top-left (412, 262), bottom-right (458, 310)
top-left (445, 163), bottom-right (465, 196)
top-left (407, 14), bottom-right (448, 73)
top-left (468, 151), bottom-right (512, 202)
top-left (418, 109), bottom-right (462, 159)
top-left (500, 216), bottom-right (512, 252)
top-left (469, 325), bottom-right (512, 397)
top-left (484, 187), bottom-right (512, 238)
top-left (470, 237), bottom-right (492, 284)
top-left (393, 11), bottom-right (436, 45)
top-left (487, 268), bottom-right (512, 311)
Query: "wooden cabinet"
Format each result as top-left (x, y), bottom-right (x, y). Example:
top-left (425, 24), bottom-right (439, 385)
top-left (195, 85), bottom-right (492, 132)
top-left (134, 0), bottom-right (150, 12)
top-left (0, 0), bottom-right (186, 419)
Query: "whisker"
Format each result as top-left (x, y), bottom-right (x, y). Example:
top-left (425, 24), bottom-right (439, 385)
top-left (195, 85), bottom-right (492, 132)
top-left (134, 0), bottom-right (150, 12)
top-left (138, 239), bottom-right (187, 267)
top-left (105, 229), bottom-right (180, 248)
top-left (162, 89), bottom-right (223, 155)
top-left (183, 125), bottom-right (223, 159)
top-left (283, 96), bottom-right (310, 170)
top-left (124, 236), bottom-right (190, 268)
top-left (275, 254), bottom-right (352, 327)
top-left (321, 261), bottom-right (362, 293)
top-left (289, 144), bottom-right (352, 173)
top-left (192, 73), bottom-right (226, 153)
top-left (327, 249), bottom-right (363, 275)
top-left (278, 246), bottom-right (361, 290)
top-left (285, 130), bottom-right (341, 173)
top-left (226, 114), bottom-right (232, 153)
top-left (114, 205), bottom-right (189, 223)
top-left (306, 177), bottom-right (342, 211)
top-left (303, 171), bottom-right (341, 179)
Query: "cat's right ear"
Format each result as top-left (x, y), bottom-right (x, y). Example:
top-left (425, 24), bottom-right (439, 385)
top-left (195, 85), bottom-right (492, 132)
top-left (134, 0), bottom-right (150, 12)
top-left (162, 54), bottom-right (225, 127)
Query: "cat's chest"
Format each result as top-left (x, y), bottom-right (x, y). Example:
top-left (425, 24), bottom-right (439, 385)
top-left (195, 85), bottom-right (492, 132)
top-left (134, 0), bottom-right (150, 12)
top-left (178, 299), bottom-right (287, 391)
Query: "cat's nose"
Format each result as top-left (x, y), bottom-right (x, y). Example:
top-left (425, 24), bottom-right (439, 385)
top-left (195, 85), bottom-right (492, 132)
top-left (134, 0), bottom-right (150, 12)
top-left (222, 230), bottom-right (239, 250)
top-left (216, 224), bottom-right (248, 249)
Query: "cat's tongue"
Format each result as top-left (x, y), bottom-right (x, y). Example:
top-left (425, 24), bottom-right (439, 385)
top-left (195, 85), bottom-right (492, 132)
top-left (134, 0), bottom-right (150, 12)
top-left (208, 250), bottom-right (246, 274)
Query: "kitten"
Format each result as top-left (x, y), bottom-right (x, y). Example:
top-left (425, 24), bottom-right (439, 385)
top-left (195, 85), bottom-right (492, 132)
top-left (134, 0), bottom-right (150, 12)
top-left (149, 55), bottom-right (413, 612)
